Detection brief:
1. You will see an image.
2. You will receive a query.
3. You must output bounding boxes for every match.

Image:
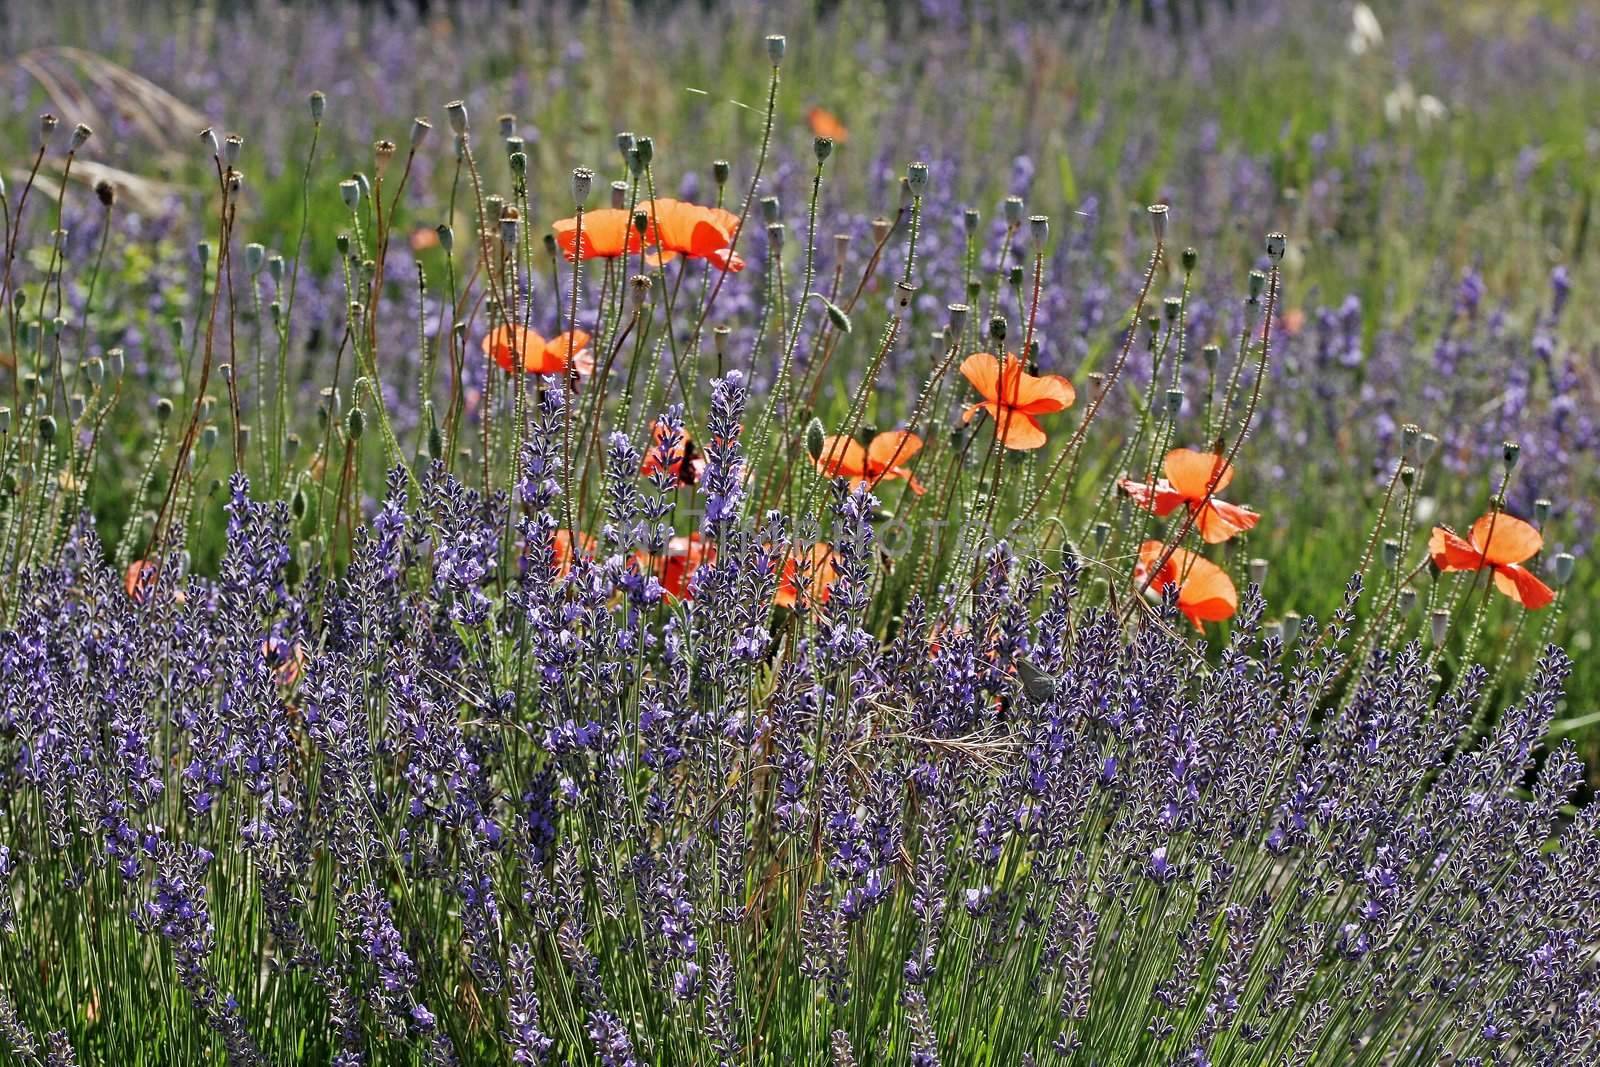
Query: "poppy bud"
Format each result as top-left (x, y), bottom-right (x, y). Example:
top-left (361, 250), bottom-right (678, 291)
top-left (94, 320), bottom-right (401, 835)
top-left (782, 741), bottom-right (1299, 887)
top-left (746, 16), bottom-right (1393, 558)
top-left (70, 123), bottom-right (93, 152)
top-left (766, 34), bottom-right (787, 64)
top-left (155, 396), bottom-right (174, 424)
top-left (244, 243), bottom-right (265, 275)
top-left (1181, 247), bottom-right (1198, 272)
top-left (760, 196), bottom-right (780, 223)
top-left (509, 150), bottom-right (527, 177)
top-left (309, 91), bottom-right (327, 123)
top-left (1501, 440), bottom-right (1519, 470)
top-left (1003, 196), bottom-right (1024, 226)
top-left (814, 136), bottom-right (833, 162)
top-left (1399, 464), bottom-right (1415, 488)
top-left (37, 415), bottom-right (56, 443)
top-left (805, 418), bottom-right (826, 462)
top-left (445, 100), bottom-right (468, 135)
top-left (1534, 497), bottom-right (1551, 525)
top-left (988, 316), bottom-right (1007, 343)
top-left (1551, 552), bottom-right (1575, 587)
top-left (1147, 203), bottom-right (1169, 244)
top-left (339, 179), bottom-right (361, 211)
top-left (907, 161), bottom-right (930, 198)
top-left (410, 117), bottom-right (432, 149)
top-left (1418, 432), bottom-right (1439, 463)
top-left (1429, 609), bottom-right (1449, 646)
top-left (1399, 587), bottom-right (1418, 615)
top-left (823, 299), bottom-right (851, 334)
top-left (39, 113), bottom-right (59, 143)
top-left (291, 486), bottom-right (308, 520)
top-left (571, 167), bottom-right (594, 206)
top-left (1163, 296), bottom-right (1182, 322)
top-left (713, 159), bottom-right (731, 186)
top-left (543, 233), bottom-right (557, 256)
top-left (223, 134), bottom-right (243, 168)
top-left (436, 224), bottom-right (454, 254)
top-left (947, 303), bottom-right (969, 336)
top-left (630, 274), bottom-right (651, 310)
top-left (1249, 557), bottom-right (1269, 588)
top-left (347, 407), bottom-right (365, 441)
top-left (963, 208), bottom-right (980, 234)
top-left (200, 126), bottom-right (220, 158)
top-left (871, 217), bottom-right (891, 243)
top-left (1201, 344), bottom-right (1220, 372)
top-left (1265, 231), bottom-right (1287, 263)
top-left (610, 180), bottom-right (627, 209)
top-left (767, 222), bottom-right (785, 250)
top-left (1165, 388), bottom-right (1184, 417)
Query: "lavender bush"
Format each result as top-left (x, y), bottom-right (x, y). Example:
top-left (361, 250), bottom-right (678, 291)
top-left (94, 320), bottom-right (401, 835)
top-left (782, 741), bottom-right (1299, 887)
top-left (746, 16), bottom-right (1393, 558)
top-left (0, 0), bottom-right (1595, 1062)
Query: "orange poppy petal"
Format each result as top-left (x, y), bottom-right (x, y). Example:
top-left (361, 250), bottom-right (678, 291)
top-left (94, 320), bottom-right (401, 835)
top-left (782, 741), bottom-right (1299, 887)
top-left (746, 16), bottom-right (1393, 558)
top-left (990, 407), bottom-right (1048, 450)
top-left (1120, 478), bottom-right (1188, 518)
top-left (1429, 526), bottom-right (1487, 572)
top-left (1164, 448), bottom-right (1235, 500)
top-left (1469, 513), bottom-right (1543, 567)
top-left (708, 247), bottom-right (745, 273)
top-left (816, 436), bottom-right (869, 479)
top-left (867, 431), bottom-right (922, 472)
top-left (552, 209), bottom-right (643, 260)
top-left (960, 352), bottom-right (1002, 403)
top-left (1193, 499), bottom-right (1260, 544)
top-left (1493, 564), bottom-right (1556, 611)
top-left (1011, 372), bottom-right (1076, 414)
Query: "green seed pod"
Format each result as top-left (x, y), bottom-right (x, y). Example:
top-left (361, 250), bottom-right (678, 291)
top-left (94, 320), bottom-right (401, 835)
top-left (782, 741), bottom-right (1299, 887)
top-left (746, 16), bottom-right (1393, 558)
top-left (155, 397), bottom-right (174, 424)
top-left (347, 407), bottom-right (365, 441)
top-left (805, 418), bottom-right (826, 462)
top-left (37, 415), bottom-right (56, 442)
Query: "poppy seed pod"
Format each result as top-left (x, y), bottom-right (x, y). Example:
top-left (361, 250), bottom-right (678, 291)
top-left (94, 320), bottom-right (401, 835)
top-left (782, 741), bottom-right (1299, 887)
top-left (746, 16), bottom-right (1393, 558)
top-left (410, 117), bottom-right (431, 149)
top-left (988, 316), bottom-right (1007, 343)
top-left (85, 358), bottom-right (104, 387)
top-left (907, 161), bottom-right (930, 197)
top-left (1165, 388), bottom-right (1184, 417)
top-left (1148, 203), bottom-right (1169, 244)
top-left (766, 222), bottom-right (785, 251)
top-left (1282, 611), bottom-right (1302, 645)
top-left (1003, 196), bottom-right (1024, 226)
top-left (1534, 497), bottom-right (1552, 525)
top-left (1400, 464), bottom-right (1416, 488)
top-left (1502, 440), bottom-right (1520, 470)
top-left (1009, 265), bottom-right (1025, 288)
top-left (436, 224), bottom-right (454, 253)
top-left (37, 415), bottom-right (56, 443)
top-left (542, 233), bottom-right (557, 256)
top-left (498, 113), bottom-right (517, 139)
top-left (284, 433), bottom-right (300, 461)
top-left (1265, 231), bottom-right (1287, 263)
top-left (633, 136), bottom-right (654, 168)
top-left (616, 130), bottom-right (636, 157)
top-left (197, 241), bottom-right (212, 268)
top-left (347, 407), bottom-right (365, 441)
top-left (199, 127), bottom-right (220, 158)
top-left (833, 233), bottom-right (851, 259)
top-left (1028, 214), bottom-right (1049, 248)
top-left (244, 243), bottom-right (265, 275)
top-left (633, 210), bottom-right (650, 236)
top-left (1248, 270), bottom-right (1267, 300)
top-left (1551, 552), bottom-right (1575, 587)
top-left (1163, 296), bottom-right (1182, 322)
top-left (155, 396), bottom-right (174, 423)
top-left (712, 159), bottom-right (731, 186)
top-left (963, 208), bottom-right (980, 234)
top-left (0, 408), bottom-right (10, 435)
top-left (375, 139), bottom-right (396, 171)
top-left (309, 91), bottom-right (326, 122)
top-left (713, 325), bottom-right (731, 358)
top-left (629, 274), bottom-right (651, 310)
top-left (109, 348), bottom-right (124, 378)
top-left (201, 424), bottom-right (217, 451)
top-left (1399, 586), bottom-right (1418, 615)
top-left (70, 123), bottom-right (93, 152)
top-left (1418, 432), bottom-right (1439, 463)
top-left (499, 209), bottom-right (519, 248)
top-left (814, 136), bottom-right (833, 162)
top-left (339, 179), bottom-right (360, 211)
top-left (39, 113), bottom-right (59, 142)
top-left (509, 151), bottom-right (526, 177)
top-left (1401, 423), bottom-right (1420, 463)
top-left (445, 100), bottom-right (468, 135)
top-left (571, 168), bottom-right (594, 206)
top-left (947, 303), bottom-right (969, 336)
top-left (1382, 539), bottom-right (1401, 569)
top-left (1248, 557), bottom-right (1268, 588)
top-left (356, 173), bottom-right (371, 204)
top-left (219, 363), bottom-right (234, 386)
top-left (894, 281), bottom-right (917, 315)
top-left (760, 196), bottom-right (780, 223)
top-left (1091, 521), bottom-right (1111, 549)
top-left (1181, 247), bottom-right (1198, 271)
top-left (610, 181), bottom-right (627, 209)
top-left (1429, 609), bottom-right (1449, 646)
top-left (223, 134), bottom-right (243, 168)
top-left (237, 424), bottom-right (252, 452)
top-left (871, 217), bottom-right (891, 243)
top-left (766, 34), bottom-right (786, 64)
top-left (1202, 344), bottom-right (1220, 372)
top-left (95, 179), bottom-right (115, 206)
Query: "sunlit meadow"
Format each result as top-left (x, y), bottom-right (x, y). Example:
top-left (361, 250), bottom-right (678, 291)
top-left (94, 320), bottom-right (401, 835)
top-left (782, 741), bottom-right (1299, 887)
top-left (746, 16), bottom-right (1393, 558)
top-left (0, 0), bottom-right (1596, 1064)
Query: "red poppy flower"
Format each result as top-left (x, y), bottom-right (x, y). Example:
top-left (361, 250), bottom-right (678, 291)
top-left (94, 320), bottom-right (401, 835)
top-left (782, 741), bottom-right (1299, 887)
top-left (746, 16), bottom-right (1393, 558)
top-left (1429, 513), bottom-right (1555, 610)
top-left (552, 208), bottom-right (648, 261)
top-left (814, 430), bottom-right (925, 495)
top-left (482, 325), bottom-right (594, 377)
top-left (640, 421), bottom-right (707, 486)
top-left (959, 352), bottom-right (1075, 450)
top-left (807, 106), bottom-right (849, 143)
top-left (1134, 541), bottom-right (1239, 630)
top-left (632, 533), bottom-right (714, 601)
top-left (1119, 448), bottom-right (1260, 544)
top-left (551, 528), bottom-right (597, 579)
top-left (643, 198), bottom-right (745, 273)
top-left (775, 544), bottom-right (837, 609)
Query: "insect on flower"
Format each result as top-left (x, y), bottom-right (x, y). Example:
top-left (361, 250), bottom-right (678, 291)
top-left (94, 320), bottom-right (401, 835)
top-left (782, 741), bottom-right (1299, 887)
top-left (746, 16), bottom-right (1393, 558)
top-left (641, 420), bottom-right (707, 486)
top-left (813, 431), bottom-right (925, 495)
top-left (775, 543), bottom-right (837, 609)
top-left (959, 352), bottom-right (1075, 450)
top-left (1429, 512), bottom-right (1556, 610)
top-left (642, 198), bottom-right (744, 272)
top-left (482, 325), bottom-right (595, 378)
top-left (1134, 541), bottom-right (1239, 630)
top-left (1119, 448), bottom-right (1260, 544)
top-left (632, 533), bottom-right (714, 601)
top-left (551, 208), bottom-right (649, 261)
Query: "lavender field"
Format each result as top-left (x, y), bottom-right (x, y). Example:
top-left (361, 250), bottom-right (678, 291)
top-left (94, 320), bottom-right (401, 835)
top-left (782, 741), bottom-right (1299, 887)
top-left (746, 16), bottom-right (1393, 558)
top-left (0, 0), bottom-right (1596, 1064)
